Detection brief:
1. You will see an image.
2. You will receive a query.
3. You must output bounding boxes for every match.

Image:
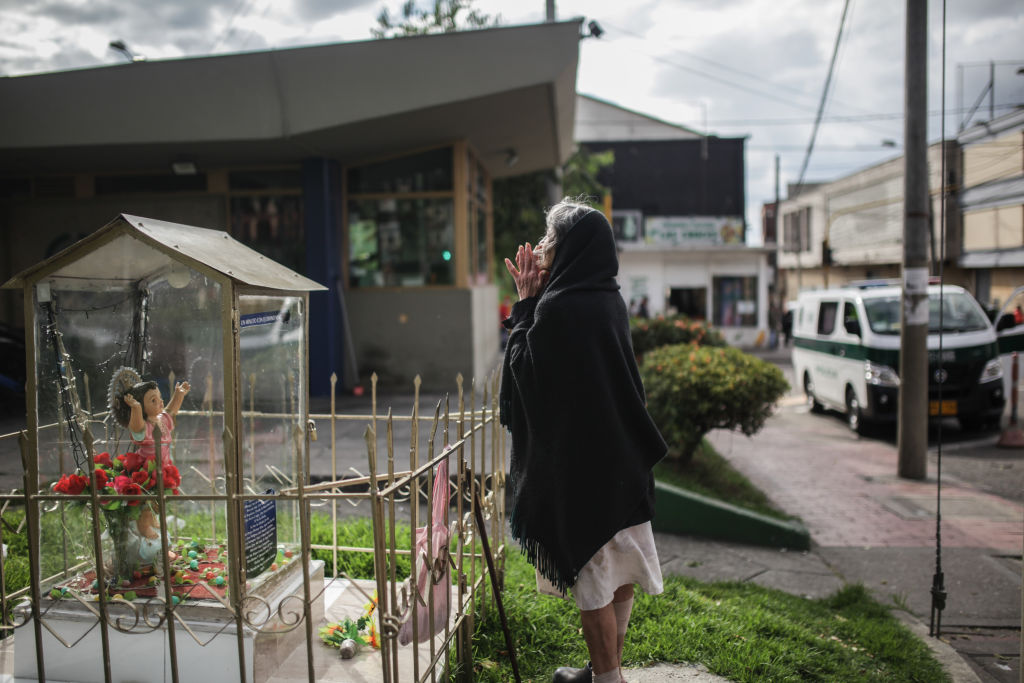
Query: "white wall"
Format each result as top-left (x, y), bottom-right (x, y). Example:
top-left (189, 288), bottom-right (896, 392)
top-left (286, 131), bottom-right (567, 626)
top-left (618, 247), bottom-right (772, 348)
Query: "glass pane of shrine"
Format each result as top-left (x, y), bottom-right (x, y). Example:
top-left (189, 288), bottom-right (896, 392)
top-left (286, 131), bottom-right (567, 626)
top-left (33, 233), bottom-right (223, 597)
top-left (238, 294), bottom-right (305, 577)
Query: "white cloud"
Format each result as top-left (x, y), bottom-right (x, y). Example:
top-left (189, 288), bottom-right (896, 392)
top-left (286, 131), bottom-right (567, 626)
top-left (2, 0), bottom-right (1021, 240)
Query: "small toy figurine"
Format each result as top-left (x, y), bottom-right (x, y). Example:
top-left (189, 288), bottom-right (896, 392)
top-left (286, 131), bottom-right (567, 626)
top-left (117, 379), bottom-right (190, 461)
top-left (109, 369), bottom-right (190, 567)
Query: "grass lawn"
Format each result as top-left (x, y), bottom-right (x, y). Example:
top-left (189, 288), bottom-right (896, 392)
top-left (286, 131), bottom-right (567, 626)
top-left (653, 438), bottom-right (793, 521)
top-left (0, 506), bottom-right (949, 682)
top-left (469, 547), bottom-right (949, 682)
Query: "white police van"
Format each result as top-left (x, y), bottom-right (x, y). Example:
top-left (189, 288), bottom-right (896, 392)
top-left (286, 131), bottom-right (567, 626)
top-left (792, 282), bottom-right (1005, 433)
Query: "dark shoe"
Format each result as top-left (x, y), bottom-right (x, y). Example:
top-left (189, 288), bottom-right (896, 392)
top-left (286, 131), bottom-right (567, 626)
top-left (552, 661), bottom-right (592, 683)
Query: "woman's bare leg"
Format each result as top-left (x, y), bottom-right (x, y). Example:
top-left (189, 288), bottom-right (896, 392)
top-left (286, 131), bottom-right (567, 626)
top-left (581, 584), bottom-right (635, 683)
top-left (612, 584), bottom-right (635, 679)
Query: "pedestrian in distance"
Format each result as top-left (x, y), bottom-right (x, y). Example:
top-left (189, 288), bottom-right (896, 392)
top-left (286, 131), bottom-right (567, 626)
top-left (500, 198), bottom-right (667, 683)
top-left (637, 296), bottom-right (649, 319)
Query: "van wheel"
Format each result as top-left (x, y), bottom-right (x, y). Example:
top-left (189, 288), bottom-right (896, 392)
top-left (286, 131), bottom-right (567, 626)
top-left (804, 374), bottom-right (824, 413)
top-left (846, 387), bottom-right (865, 434)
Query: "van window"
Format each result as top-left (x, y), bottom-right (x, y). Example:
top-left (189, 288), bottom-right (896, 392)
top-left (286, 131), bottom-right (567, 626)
top-left (843, 302), bottom-right (860, 334)
top-left (817, 301), bottom-right (839, 335)
top-left (863, 291), bottom-right (990, 335)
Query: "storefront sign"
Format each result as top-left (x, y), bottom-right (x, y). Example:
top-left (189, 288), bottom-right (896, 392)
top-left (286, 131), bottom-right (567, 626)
top-left (644, 216), bottom-right (744, 246)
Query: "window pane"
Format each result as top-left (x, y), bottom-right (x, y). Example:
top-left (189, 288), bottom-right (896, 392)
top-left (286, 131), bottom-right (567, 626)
top-left (347, 147), bottom-right (453, 194)
top-left (229, 195), bottom-right (305, 273)
top-left (348, 198), bottom-right (454, 287)
top-left (817, 301), bottom-right (838, 335)
top-left (713, 276), bottom-right (758, 327)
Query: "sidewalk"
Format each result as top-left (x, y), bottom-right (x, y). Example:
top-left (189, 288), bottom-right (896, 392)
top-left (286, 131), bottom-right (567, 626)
top-left (690, 398), bottom-right (1023, 683)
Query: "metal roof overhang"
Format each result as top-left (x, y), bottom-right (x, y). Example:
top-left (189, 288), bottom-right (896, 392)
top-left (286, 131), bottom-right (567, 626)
top-left (0, 21), bottom-right (581, 178)
top-left (3, 214), bottom-right (327, 291)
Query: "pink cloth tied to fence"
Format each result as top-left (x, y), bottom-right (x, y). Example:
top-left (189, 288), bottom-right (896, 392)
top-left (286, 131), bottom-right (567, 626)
top-left (397, 457), bottom-right (451, 645)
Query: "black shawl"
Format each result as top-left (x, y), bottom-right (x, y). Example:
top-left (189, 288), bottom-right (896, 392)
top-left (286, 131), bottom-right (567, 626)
top-left (499, 210), bottom-right (667, 593)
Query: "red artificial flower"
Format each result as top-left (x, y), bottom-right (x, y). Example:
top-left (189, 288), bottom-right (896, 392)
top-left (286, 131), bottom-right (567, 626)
top-left (121, 482), bottom-right (144, 505)
top-left (112, 475), bottom-right (132, 493)
top-left (93, 468), bottom-right (109, 489)
top-left (118, 451), bottom-right (145, 473)
top-left (131, 471), bottom-right (149, 487)
top-left (54, 473), bottom-right (88, 496)
top-left (94, 452), bottom-right (112, 467)
top-left (162, 464), bottom-right (181, 489)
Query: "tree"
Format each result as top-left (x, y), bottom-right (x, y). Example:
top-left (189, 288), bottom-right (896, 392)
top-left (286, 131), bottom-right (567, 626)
top-left (371, 0), bottom-right (499, 38)
top-left (368, 2), bottom-right (615, 298)
top-left (492, 146), bottom-right (614, 297)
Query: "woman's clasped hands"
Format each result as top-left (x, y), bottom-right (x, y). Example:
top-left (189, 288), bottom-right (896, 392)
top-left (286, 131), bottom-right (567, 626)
top-left (504, 242), bottom-right (549, 301)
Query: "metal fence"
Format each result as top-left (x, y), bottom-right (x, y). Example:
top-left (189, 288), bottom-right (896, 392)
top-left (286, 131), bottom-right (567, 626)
top-left (0, 370), bottom-right (508, 683)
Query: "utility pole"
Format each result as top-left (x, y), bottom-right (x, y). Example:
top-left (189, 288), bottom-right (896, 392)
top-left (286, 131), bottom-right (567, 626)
top-left (898, 0), bottom-right (929, 480)
top-left (545, 0), bottom-right (555, 22)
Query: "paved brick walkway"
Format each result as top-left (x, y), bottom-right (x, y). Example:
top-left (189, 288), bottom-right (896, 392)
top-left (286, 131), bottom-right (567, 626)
top-left (707, 406), bottom-right (1024, 553)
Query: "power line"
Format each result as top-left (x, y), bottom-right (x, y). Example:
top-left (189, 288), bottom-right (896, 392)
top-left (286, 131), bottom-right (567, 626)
top-left (577, 102), bottom-right (1022, 129)
top-left (598, 13), bottom-right (892, 125)
top-left (210, 0), bottom-right (256, 53)
top-left (794, 0), bottom-right (852, 192)
top-left (586, 27), bottom-right (828, 115)
top-left (708, 103), bottom-right (1022, 126)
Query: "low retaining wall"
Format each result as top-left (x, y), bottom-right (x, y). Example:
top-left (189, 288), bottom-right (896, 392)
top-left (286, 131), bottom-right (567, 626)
top-left (652, 480), bottom-right (811, 550)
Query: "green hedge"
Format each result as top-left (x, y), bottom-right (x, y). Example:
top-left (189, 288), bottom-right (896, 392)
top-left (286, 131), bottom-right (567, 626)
top-left (641, 344), bottom-right (789, 464)
top-left (630, 316), bottom-right (725, 357)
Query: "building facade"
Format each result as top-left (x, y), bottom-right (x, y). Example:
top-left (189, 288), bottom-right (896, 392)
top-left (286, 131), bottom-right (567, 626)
top-left (575, 95), bottom-right (772, 347)
top-left (958, 108), bottom-right (1024, 308)
top-left (775, 111), bottom-right (1024, 313)
top-left (775, 142), bottom-right (966, 304)
top-left (0, 22), bottom-right (583, 393)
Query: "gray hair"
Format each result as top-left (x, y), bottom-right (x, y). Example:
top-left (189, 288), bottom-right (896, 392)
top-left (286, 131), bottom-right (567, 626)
top-left (538, 196), bottom-right (597, 268)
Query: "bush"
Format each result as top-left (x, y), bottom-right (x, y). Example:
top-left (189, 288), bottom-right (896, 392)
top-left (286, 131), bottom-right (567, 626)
top-left (630, 316), bottom-right (725, 357)
top-left (641, 344), bottom-right (789, 464)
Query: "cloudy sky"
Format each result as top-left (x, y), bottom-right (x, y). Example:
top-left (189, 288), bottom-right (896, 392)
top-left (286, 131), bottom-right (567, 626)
top-left (2, 0), bottom-right (1022, 242)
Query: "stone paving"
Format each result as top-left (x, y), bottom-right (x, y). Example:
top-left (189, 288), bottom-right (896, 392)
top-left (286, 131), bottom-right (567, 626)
top-left (702, 375), bottom-right (1023, 683)
top-left (708, 408), bottom-right (1023, 553)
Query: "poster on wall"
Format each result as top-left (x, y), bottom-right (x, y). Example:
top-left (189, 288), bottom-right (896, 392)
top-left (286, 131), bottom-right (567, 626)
top-left (644, 216), bottom-right (744, 247)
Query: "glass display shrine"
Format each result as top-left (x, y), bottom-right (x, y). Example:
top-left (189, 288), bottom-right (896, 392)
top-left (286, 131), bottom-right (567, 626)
top-left (2, 214), bottom-right (326, 682)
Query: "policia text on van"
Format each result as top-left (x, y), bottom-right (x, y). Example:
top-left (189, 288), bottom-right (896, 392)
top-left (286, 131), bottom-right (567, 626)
top-left (792, 283), bottom-right (1005, 434)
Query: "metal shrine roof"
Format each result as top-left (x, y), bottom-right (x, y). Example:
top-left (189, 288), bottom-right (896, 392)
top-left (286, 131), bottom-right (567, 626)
top-left (2, 214), bottom-right (326, 292)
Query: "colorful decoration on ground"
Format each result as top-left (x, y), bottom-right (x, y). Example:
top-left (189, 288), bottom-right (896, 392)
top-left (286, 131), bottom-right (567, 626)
top-left (48, 542), bottom-right (297, 602)
top-left (319, 590), bottom-right (380, 655)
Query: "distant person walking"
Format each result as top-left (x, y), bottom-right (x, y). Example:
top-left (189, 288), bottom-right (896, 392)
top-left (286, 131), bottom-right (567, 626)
top-left (501, 199), bottom-right (666, 683)
top-left (782, 308), bottom-right (793, 346)
top-left (637, 296), bottom-right (649, 319)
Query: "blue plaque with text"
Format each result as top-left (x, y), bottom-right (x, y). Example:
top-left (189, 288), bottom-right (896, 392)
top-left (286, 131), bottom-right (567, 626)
top-left (244, 491), bottom-right (277, 578)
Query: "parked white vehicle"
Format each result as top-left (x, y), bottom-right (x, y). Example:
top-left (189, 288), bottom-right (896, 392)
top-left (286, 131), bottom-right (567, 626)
top-left (792, 282), bottom-right (1005, 433)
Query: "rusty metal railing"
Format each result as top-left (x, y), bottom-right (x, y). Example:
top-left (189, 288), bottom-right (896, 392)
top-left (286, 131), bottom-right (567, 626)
top-left (0, 368), bottom-right (507, 683)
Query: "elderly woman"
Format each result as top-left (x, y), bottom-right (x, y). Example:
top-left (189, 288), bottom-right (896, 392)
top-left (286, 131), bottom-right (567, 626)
top-left (500, 199), bottom-right (666, 683)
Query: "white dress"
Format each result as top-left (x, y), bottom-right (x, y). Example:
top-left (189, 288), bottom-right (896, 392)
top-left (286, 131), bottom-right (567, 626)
top-left (535, 521), bottom-right (664, 611)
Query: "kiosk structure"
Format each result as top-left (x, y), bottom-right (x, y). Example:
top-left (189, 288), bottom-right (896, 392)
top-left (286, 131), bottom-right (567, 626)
top-left (3, 214), bottom-right (326, 682)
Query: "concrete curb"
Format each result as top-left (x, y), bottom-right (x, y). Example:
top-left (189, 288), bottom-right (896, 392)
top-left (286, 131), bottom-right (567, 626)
top-left (652, 480), bottom-right (811, 550)
top-left (892, 611), bottom-right (984, 683)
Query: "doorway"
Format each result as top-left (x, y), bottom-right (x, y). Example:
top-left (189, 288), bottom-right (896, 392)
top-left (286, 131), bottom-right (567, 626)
top-left (668, 287), bottom-right (707, 320)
